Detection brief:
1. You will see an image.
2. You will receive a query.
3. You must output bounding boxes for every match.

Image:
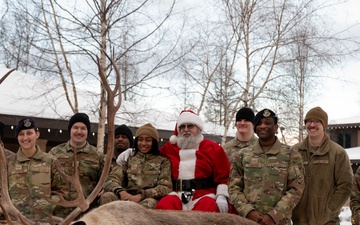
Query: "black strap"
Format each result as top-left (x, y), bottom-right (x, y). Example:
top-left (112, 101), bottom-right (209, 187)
top-left (172, 178), bottom-right (216, 192)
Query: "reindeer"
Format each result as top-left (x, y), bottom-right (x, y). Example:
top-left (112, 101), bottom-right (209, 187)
top-left (71, 200), bottom-right (259, 225)
top-left (0, 67), bottom-right (259, 225)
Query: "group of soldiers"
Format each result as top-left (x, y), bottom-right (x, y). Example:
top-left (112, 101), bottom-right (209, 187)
top-left (1, 107), bottom-right (360, 225)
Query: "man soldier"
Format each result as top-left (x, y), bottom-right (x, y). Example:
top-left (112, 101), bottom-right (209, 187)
top-left (223, 107), bottom-right (257, 163)
top-left (50, 113), bottom-right (104, 218)
top-left (228, 108), bottom-right (305, 225)
top-left (293, 107), bottom-right (352, 225)
top-left (112, 124), bottom-right (134, 165)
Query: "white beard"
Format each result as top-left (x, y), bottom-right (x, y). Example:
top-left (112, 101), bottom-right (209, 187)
top-left (177, 131), bottom-right (204, 149)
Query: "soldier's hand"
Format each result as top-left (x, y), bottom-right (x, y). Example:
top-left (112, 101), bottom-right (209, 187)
top-left (259, 214), bottom-right (275, 225)
top-left (119, 191), bottom-right (132, 201)
top-left (97, 189), bottom-right (105, 197)
top-left (246, 210), bottom-right (263, 223)
top-left (128, 194), bottom-right (142, 203)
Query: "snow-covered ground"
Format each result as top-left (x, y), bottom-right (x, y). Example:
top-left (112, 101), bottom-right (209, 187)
top-left (340, 206), bottom-right (352, 225)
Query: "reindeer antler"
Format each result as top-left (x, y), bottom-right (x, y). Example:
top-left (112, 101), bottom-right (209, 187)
top-left (0, 68), bottom-right (29, 224)
top-left (0, 145), bottom-right (32, 225)
top-left (49, 150), bottom-right (88, 211)
top-left (59, 56), bottom-right (122, 224)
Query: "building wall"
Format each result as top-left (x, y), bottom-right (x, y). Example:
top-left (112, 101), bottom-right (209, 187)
top-left (0, 114), bottom-right (233, 154)
top-left (328, 126), bottom-right (360, 149)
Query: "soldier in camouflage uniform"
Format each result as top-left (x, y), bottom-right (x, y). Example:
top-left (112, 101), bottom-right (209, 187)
top-left (100, 123), bottom-right (172, 209)
top-left (6, 118), bottom-right (60, 222)
top-left (49, 113), bottom-right (104, 218)
top-left (228, 109), bottom-right (305, 225)
top-left (0, 121), bottom-right (16, 221)
top-left (97, 124), bottom-right (134, 203)
top-left (223, 107), bottom-right (257, 163)
top-left (112, 124), bottom-right (134, 163)
top-left (0, 121), bottom-right (15, 159)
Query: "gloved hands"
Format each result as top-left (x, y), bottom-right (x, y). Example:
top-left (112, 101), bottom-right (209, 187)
top-left (216, 194), bottom-right (228, 213)
top-left (116, 148), bottom-right (134, 166)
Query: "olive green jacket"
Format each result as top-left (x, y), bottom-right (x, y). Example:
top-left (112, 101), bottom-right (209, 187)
top-left (49, 141), bottom-right (104, 218)
top-left (292, 135), bottom-right (353, 225)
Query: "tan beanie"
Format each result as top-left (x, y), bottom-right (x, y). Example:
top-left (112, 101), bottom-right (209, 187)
top-left (135, 123), bottom-right (159, 142)
top-left (304, 106), bottom-right (328, 128)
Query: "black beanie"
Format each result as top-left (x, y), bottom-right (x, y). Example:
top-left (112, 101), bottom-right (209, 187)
top-left (15, 118), bottom-right (38, 137)
top-left (236, 107), bottom-right (255, 123)
top-left (253, 109), bottom-right (278, 132)
top-left (68, 113), bottom-right (91, 132)
top-left (115, 124), bottom-right (134, 147)
top-left (0, 122), bottom-right (4, 140)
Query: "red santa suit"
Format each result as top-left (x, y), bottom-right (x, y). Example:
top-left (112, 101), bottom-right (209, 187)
top-left (155, 110), bottom-right (230, 212)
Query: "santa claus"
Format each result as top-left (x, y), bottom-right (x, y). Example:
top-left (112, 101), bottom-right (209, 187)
top-left (155, 110), bottom-right (230, 212)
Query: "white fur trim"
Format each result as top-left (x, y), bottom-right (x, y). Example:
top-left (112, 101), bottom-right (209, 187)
top-left (169, 135), bottom-right (177, 144)
top-left (177, 112), bottom-right (204, 132)
top-left (178, 149), bottom-right (197, 179)
top-left (216, 184), bottom-right (229, 198)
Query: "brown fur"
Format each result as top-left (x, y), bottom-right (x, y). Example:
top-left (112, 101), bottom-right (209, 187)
top-left (72, 201), bottom-right (259, 225)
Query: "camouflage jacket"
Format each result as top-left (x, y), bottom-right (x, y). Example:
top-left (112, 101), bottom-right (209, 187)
top-left (223, 134), bottom-right (257, 163)
top-left (104, 147), bottom-right (128, 172)
top-left (4, 147), bottom-right (15, 159)
top-left (104, 151), bottom-right (172, 200)
top-left (228, 138), bottom-right (305, 225)
top-left (49, 141), bottom-right (104, 217)
top-left (7, 146), bottom-right (60, 221)
top-left (0, 147), bottom-right (15, 200)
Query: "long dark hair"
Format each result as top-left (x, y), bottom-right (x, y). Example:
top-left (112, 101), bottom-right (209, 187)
top-left (134, 137), bottom-right (159, 155)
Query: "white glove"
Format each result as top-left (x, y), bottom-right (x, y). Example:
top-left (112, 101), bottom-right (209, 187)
top-left (116, 148), bottom-right (133, 166)
top-left (216, 194), bottom-right (228, 213)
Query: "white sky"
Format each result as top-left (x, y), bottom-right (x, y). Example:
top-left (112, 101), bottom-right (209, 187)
top-left (1, 0), bottom-right (359, 126)
top-left (310, 0), bottom-right (360, 122)
top-left (169, 0), bottom-right (360, 123)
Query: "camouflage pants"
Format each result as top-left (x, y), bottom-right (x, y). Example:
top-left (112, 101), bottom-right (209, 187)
top-left (139, 198), bottom-right (158, 209)
top-left (98, 192), bottom-right (157, 209)
top-left (98, 192), bottom-right (119, 205)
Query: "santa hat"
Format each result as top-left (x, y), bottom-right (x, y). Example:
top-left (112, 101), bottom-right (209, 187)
top-left (169, 110), bottom-right (204, 144)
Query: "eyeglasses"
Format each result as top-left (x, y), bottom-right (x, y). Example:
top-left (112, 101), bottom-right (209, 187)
top-left (306, 119), bottom-right (321, 125)
top-left (179, 124), bottom-right (195, 130)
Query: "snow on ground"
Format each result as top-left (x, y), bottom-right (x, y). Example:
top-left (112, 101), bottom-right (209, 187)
top-left (340, 206), bottom-right (352, 224)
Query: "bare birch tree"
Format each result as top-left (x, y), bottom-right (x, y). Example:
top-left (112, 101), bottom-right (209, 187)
top-left (176, 0), bottom-right (358, 144)
top-left (0, 0), bottom-right (182, 151)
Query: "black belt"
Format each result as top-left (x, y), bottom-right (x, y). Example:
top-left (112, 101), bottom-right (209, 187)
top-left (172, 178), bottom-right (216, 192)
